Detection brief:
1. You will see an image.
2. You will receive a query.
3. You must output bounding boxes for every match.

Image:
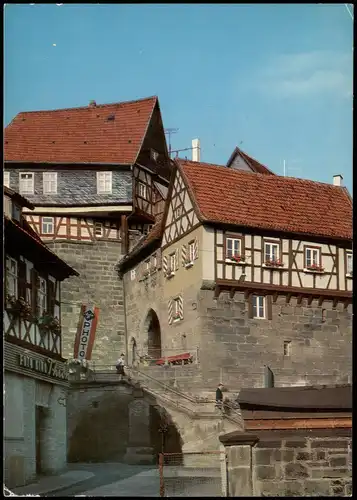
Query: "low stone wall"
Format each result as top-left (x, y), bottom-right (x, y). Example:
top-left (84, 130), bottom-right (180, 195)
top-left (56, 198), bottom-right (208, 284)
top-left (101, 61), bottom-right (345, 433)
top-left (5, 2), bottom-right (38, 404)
top-left (220, 428), bottom-right (352, 497)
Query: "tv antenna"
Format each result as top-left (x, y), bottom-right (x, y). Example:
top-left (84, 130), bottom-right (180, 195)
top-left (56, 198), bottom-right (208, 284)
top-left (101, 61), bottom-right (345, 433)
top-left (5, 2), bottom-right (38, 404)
top-left (283, 159), bottom-right (302, 178)
top-left (164, 128), bottom-right (179, 157)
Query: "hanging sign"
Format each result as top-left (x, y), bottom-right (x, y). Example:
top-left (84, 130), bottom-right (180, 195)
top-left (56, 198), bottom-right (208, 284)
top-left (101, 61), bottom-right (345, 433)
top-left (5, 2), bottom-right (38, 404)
top-left (73, 304), bottom-right (99, 361)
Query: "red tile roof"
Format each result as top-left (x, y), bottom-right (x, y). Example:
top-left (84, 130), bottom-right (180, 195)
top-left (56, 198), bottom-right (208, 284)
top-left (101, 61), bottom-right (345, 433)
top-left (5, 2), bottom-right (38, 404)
top-left (178, 159), bottom-right (352, 240)
top-left (226, 147), bottom-right (275, 175)
top-left (4, 96), bottom-right (157, 165)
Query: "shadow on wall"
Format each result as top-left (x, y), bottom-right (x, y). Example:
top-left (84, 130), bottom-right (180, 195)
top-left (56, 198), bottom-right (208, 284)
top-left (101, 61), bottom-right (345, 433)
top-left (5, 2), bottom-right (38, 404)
top-left (68, 390), bottom-right (183, 464)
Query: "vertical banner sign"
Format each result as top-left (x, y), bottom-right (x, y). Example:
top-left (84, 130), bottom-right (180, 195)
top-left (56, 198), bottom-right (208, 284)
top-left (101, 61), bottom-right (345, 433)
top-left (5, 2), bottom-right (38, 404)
top-left (73, 304), bottom-right (100, 361)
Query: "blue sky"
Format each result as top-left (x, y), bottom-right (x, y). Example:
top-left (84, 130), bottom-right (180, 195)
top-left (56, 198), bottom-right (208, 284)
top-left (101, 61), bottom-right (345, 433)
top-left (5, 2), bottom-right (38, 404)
top-left (4, 4), bottom-right (353, 191)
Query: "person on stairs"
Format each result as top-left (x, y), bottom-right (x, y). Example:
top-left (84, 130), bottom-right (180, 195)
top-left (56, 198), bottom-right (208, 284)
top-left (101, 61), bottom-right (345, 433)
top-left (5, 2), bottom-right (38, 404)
top-left (116, 354), bottom-right (125, 379)
top-left (215, 383), bottom-right (224, 411)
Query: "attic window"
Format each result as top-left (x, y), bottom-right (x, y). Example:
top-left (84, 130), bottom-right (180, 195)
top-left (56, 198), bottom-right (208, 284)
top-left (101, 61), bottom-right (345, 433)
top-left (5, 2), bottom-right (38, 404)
top-left (107, 114), bottom-right (115, 121)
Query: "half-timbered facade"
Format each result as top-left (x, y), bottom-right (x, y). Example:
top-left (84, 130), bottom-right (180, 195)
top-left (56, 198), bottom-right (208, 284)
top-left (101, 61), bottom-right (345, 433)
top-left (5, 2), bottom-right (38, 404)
top-left (4, 96), bottom-right (171, 361)
top-left (4, 187), bottom-right (78, 489)
top-left (118, 157), bottom-right (352, 390)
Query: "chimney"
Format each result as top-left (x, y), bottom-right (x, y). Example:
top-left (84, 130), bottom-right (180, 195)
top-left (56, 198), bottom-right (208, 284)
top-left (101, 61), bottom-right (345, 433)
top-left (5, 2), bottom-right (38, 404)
top-left (192, 138), bottom-right (201, 162)
top-left (89, 100), bottom-right (96, 107)
top-left (333, 174), bottom-right (343, 186)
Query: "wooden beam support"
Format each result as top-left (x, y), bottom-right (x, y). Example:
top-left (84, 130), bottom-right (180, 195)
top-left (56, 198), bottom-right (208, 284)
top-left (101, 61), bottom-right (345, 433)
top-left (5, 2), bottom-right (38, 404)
top-left (318, 296), bottom-right (324, 307)
top-left (297, 294), bottom-right (303, 305)
top-left (229, 288), bottom-right (235, 299)
top-left (333, 298), bottom-right (338, 309)
top-left (272, 292), bottom-right (278, 303)
top-left (286, 293), bottom-right (292, 304)
top-left (214, 285), bottom-right (221, 299)
top-left (244, 289), bottom-right (250, 301)
top-left (307, 295), bottom-right (314, 306)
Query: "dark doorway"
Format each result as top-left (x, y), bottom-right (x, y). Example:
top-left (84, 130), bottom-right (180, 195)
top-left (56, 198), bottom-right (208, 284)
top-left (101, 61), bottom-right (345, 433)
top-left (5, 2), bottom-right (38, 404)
top-left (146, 309), bottom-right (161, 360)
top-left (35, 406), bottom-right (45, 474)
top-left (150, 405), bottom-right (183, 464)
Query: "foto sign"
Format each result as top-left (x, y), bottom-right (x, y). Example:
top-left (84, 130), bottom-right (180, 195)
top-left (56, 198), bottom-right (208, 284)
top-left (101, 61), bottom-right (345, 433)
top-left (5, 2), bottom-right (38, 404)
top-left (73, 304), bottom-right (99, 361)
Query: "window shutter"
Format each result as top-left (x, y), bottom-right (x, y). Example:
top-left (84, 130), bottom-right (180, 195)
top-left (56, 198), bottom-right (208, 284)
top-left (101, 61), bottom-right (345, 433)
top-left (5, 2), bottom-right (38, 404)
top-left (194, 238), bottom-right (199, 260)
top-left (181, 244), bottom-right (187, 266)
top-left (267, 295), bottom-right (273, 320)
top-left (248, 293), bottom-right (254, 319)
top-left (163, 255), bottom-right (168, 273)
top-left (178, 295), bottom-right (184, 320)
top-left (31, 268), bottom-right (39, 316)
top-left (175, 248), bottom-right (179, 270)
top-left (168, 299), bottom-right (173, 325)
top-left (47, 280), bottom-right (56, 316)
top-left (18, 260), bottom-right (27, 300)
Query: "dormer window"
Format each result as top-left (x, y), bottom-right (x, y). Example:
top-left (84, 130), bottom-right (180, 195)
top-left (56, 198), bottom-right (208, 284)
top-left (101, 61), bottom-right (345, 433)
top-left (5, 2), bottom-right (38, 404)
top-left (4, 171), bottom-right (10, 188)
top-left (43, 172), bottom-right (57, 194)
top-left (150, 149), bottom-right (159, 162)
top-left (19, 172), bottom-right (34, 194)
top-left (97, 171), bottom-right (112, 194)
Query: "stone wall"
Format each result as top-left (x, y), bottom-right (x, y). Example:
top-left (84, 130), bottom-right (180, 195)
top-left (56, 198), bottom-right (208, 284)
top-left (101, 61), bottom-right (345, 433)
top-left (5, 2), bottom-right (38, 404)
top-left (46, 240), bottom-right (126, 363)
top-left (199, 288), bottom-right (352, 389)
top-left (252, 431), bottom-right (352, 497)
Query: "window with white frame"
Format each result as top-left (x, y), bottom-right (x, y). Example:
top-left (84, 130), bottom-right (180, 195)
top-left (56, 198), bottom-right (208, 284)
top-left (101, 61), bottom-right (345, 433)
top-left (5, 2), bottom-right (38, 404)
top-left (169, 251), bottom-right (176, 271)
top-left (38, 277), bottom-right (47, 316)
top-left (130, 269), bottom-right (136, 281)
top-left (6, 257), bottom-right (18, 298)
top-left (264, 242), bottom-right (279, 263)
top-left (42, 217), bottom-right (54, 234)
top-left (226, 237), bottom-right (241, 259)
top-left (145, 259), bottom-right (150, 271)
top-left (138, 182), bottom-right (147, 199)
top-left (97, 171), bottom-right (112, 194)
top-left (151, 253), bottom-right (157, 269)
top-left (174, 206), bottom-right (182, 218)
top-left (188, 241), bottom-right (195, 262)
top-left (252, 295), bottom-right (265, 319)
top-left (346, 252), bottom-right (353, 275)
top-left (4, 171), bottom-right (10, 188)
top-left (305, 247), bottom-right (321, 268)
top-left (19, 173), bottom-right (34, 194)
top-left (94, 222), bottom-right (103, 237)
top-left (43, 172), bottom-right (57, 194)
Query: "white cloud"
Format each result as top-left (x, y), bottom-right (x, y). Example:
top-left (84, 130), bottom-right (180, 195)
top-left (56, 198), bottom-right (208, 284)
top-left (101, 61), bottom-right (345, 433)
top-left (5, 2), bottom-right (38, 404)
top-left (257, 50), bottom-right (352, 99)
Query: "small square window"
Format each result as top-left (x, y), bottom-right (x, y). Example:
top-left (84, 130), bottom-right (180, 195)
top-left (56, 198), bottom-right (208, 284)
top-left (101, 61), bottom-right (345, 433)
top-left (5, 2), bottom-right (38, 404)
top-left (97, 172), bottom-right (112, 194)
top-left (174, 206), bottom-right (182, 218)
top-left (173, 297), bottom-right (182, 321)
top-left (252, 295), bottom-right (265, 319)
top-left (43, 172), bottom-right (57, 194)
top-left (131, 269), bottom-right (136, 281)
top-left (283, 341), bottom-right (291, 357)
top-left (305, 247), bottom-right (321, 269)
top-left (138, 182), bottom-right (147, 199)
top-left (19, 172), bottom-right (34, 194)
top-left (42, 217), bottom-right (54, 234)
top-left (226, 237), bottom-right (241, 260)
top-left (264, 242), bottom-right (280, 264)
top-left (4, 171), bottom-right (10, 188)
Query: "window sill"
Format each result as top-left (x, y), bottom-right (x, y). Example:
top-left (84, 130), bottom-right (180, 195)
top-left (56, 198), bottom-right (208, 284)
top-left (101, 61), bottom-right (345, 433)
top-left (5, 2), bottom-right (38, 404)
top-left (185, 262), bottom-right (194, 269)
top-left (173, 317), bottom-right (182, 323)
top-left (303, 268), bottom-right (325, 274)
top-left (262, 263), bottom-right (285, 270)
top-left (225, 259), bottom-right (246, 265)
top-left (166, 272), bottom-right (175, 280)
top-left (346, 273), bottom-right (353, 279)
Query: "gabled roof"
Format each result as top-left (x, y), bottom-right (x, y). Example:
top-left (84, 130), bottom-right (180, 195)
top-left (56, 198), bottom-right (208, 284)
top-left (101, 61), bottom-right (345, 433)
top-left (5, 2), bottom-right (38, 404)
top-left (4, 96), bottom-right (158, 165)
top-left (177, 159), bottom-right (352, 240)
top-left (226, 146), bottom-right (275, 175)
top-left (4, 186), bottom-right (35, 209)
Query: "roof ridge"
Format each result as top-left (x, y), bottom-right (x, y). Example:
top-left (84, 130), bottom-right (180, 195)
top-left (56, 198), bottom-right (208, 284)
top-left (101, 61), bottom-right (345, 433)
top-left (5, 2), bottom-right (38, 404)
top-left (16, 95), bottom-right (158, 115)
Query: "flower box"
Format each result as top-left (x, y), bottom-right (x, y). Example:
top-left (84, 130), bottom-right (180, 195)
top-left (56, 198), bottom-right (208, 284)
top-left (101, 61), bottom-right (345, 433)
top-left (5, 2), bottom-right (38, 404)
top-left (184, 260), bottom-right (194, 269)
top-left (6, 295), bottom-right (34, 320)
top-left (165, 269), bottom-right (175, 279)
top-left (264, 259), bottom-right (284, 268)
top-left (305, 265), bottom-right (324, 273)
top-left (38, 313), bottom-right (61, 335)
top-left (226, 254), bottom-right (246, 264)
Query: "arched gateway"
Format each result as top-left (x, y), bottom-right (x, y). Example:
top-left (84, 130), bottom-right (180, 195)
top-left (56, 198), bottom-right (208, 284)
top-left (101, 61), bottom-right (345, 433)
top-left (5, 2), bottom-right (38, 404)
top-left (144, 309), bottom-right (162, 360)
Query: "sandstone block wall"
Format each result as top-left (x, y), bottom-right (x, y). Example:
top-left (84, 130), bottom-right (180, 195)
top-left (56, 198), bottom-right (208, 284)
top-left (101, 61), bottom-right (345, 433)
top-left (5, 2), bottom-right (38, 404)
top-left (199, 289), bottom-right (352, 389)
top-left (46, 240), bottom-right (126, 363)
top-left (253, 434), bottom-right (352, 496)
